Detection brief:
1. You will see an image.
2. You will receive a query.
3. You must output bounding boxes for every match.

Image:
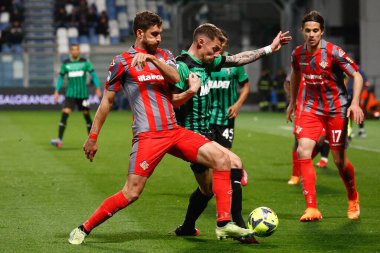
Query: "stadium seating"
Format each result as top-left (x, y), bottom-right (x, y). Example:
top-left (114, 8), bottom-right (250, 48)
top-left (54, 0), bottom-right (172, 51)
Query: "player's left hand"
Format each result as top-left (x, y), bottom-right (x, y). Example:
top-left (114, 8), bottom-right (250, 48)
top-left (187, 72), bottom-right (201, 94)
top-left (132, 53), bottom-right (152, 68)
top-left (228, 104), bottom-right (240, 119)
top-left (83, 139), bottom-right (98, 162)
top-left (271, 31), bottom-right (292, 52)
top-left (347, 103), bottom-right (364, 124)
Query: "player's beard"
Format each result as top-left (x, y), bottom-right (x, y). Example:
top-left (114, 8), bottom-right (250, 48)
top-left (144, 41), bottom-right (159, 54)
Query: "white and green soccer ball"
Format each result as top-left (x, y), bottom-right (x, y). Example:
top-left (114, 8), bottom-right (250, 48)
top-left (247, 206), bottom-right (279, 237)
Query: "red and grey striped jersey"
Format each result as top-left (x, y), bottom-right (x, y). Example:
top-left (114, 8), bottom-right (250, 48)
top-left (291, 39), bottom-right (358, 117)
top-left (105, 46), bottom-right (178, 135)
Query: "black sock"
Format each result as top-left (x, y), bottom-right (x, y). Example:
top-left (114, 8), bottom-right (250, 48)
top-left (217, 220), bottom-right (229, 227)
top-left (182, 187), bottom-right (213, 229)
top-left (231, 168), bottom-right (246, 228)
top-left (320, 140), bottom-right (330, 159)
top-left (83, 112), bottom-right (92, 133)
top-left (58, 112), bottom-right (69, 140)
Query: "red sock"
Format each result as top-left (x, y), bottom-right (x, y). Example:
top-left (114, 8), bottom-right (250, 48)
top-left (292, 150), bottom-right (300, 177)
top-left (212, 170), bottom-right (232, 222)
top-left (299, 158), bottom-right (317, 208)
top-left (83, 191), bottom-right (130, 233)
top-left (338, 160), bottom-right (358, 200)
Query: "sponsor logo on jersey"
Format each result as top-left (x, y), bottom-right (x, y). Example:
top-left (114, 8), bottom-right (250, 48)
top-left (200, 80), bottom-right (231, 96)
top-left (68, 70), bottom-right (85, 78)
top-left (303, 74), bottom-right (322, 79)
top-left (208, 80), bottom-right (231, 89)
top-left (346, 56), bottom-right (354, 64)
top-left (137, 74), bottom-right (164, 82)
top-left (140, 160), bottom-right (150, 170)
top-left (319, 61), bottom-right (328, 69)
top-left (338, 49), bottom-right (345, 57)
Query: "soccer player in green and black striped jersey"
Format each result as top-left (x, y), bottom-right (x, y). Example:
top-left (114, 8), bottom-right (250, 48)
top-left (209, 31), bottom-right (250, 149)
top-left (50, 44), bottom-right (102, 148)
top-left (172, 24), bottom-right (291, 243)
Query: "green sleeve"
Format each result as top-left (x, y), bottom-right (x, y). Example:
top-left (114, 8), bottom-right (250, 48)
top-left (87, 61), bottom-right (101, 88)
top-left (174, 62), bottom-right (190, 91)
top-left (209, 55), bottom-right (225, 72)
top-left (55, 64), bottom-right (66, 91)
top-left (236, 66), bottom-right (249, 85)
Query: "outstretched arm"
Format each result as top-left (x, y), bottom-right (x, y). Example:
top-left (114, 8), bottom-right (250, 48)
top-left (223, 31), bottom-right (292, 67)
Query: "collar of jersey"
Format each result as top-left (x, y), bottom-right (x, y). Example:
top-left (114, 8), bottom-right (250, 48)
top-left (180, 50), bottom-right (205, 66)
top-left (303, 39), bottom-right (327, 53)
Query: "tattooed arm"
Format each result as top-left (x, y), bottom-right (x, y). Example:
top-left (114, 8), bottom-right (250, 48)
top-left (223, 31), bottom-right (292, 67)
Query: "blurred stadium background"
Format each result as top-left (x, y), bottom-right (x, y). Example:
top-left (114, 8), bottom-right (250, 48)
top-left (0, 0), bottom-right (379, 110)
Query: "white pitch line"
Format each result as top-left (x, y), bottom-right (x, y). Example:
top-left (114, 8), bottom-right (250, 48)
top-left (279, 126), bottom-right (380, 153)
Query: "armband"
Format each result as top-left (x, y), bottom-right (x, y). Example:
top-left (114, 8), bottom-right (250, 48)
top-left (89, 133), bottom-right (98, 141)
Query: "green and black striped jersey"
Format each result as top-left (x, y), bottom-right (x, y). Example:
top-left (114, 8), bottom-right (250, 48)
top-left (55, 57), bottom-right (100, 99)
top-left (210, 53), bottom-right (249, 125)
top-left (174, 50), bottom-right (225, 134)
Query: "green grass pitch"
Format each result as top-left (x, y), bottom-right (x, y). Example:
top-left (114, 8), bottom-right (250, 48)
top-left (1, 111), bottom-right (379, 253)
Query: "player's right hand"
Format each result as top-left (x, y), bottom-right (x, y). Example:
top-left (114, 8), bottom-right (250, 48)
top-left (83, 139), bottom-right (98, 162)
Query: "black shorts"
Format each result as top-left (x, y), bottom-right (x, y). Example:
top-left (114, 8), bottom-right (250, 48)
top-left (209, 123), bottom-right (235, 149)
top-left (63, 97), bottom-right (90, 111)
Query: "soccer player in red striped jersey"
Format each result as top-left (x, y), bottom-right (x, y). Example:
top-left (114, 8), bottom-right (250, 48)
top-left (68, 11), bottom-right (254, 245)
top-left (286, 11), bottom-right (364, 221)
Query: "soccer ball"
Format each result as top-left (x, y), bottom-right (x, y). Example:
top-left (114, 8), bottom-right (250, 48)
top-left (247, 206), bottom-right (279, 237)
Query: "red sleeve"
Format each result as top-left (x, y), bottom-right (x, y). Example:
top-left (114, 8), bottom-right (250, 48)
top-left (105, 55), bottom-right (126, 92)
top-left (291, 49), bottom-right (300, 71)
top-left (331, 46), bottom-right (358, 77)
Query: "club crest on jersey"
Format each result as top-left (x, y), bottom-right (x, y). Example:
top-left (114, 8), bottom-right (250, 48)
top-left (140, 161), bottom-right (150, 170)
top-left (225, 68), bottom-right (231, 75)
top-left (319, 61), bottom-right (328, 69)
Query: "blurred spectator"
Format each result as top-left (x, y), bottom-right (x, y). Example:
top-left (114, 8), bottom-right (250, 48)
top-left (86, 7), bottom-right (98, 28)
top-left (78, 0), bottom-right (88, 20)
top-left (257, 69), bottom-right (273, 111)
top-left (10, 8), bottom-right (24, 23)
top-left (67, 7), bottom-right (79, 27)
top-left (96, 11), bottom-right (109, 44)
top-left (272, 68), bottom-right (287, 111)
top-left (0, 0), bottom-right (12, 12)
top-left (55, 6), bottom-right (68, 29)
top-left (2, 20), bottom-right (23, 53)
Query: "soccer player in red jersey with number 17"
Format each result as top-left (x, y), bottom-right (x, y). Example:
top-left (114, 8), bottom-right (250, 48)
top-left (286, 11), bottom-right (364, 222)
top-left (68, 11), bottom-right (254, 245)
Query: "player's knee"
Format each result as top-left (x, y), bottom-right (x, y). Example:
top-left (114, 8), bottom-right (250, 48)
top-left (229, 154), bottom-right (242, 168)
top-left (333, 158), bottom-right (345, 169)
top-left (199, 184), bottom-right (213, 197)
top-left (296, 146), bottom-right (311, 159)
top-left (122, 189), bottom-right (140, 203)
top-left (213, 151), bottom-right (230, 170)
